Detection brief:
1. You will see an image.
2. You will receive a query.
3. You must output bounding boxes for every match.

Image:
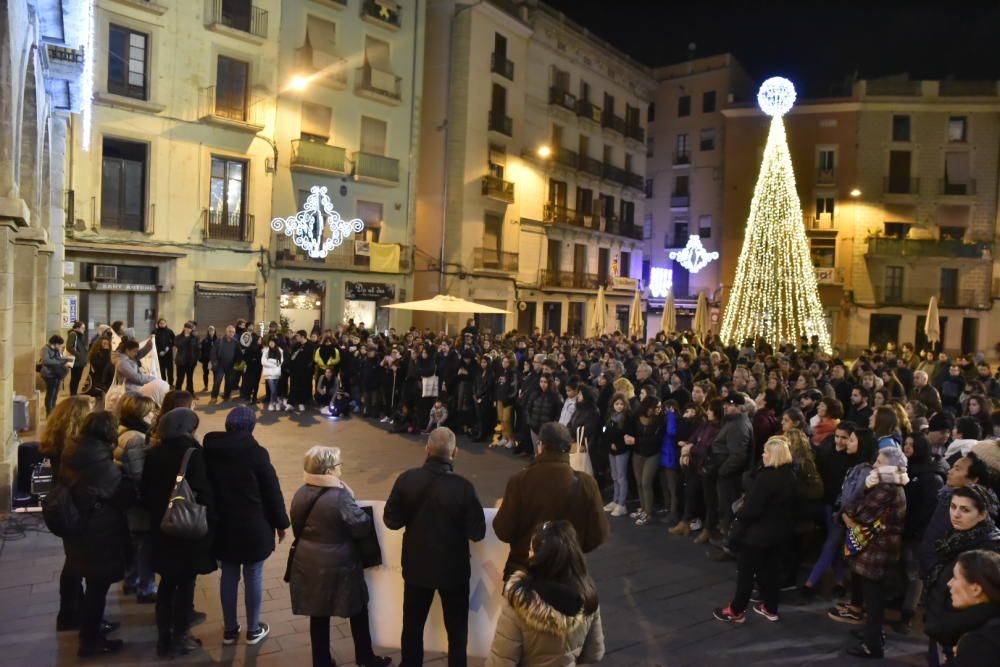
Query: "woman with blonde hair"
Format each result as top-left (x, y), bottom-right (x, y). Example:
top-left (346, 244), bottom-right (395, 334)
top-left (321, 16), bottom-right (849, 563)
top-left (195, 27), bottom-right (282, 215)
top-left (714, 436), bottom-right (796, 623)
top-left (41, 395), bottom-right (95, 631)
top-left (114, 394), bottom-right (158, 602)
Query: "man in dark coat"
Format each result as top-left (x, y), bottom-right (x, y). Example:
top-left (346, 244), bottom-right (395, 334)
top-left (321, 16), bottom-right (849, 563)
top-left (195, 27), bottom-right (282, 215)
top-left (384, 427), bottom-right (486, 667)
top-left (493, 421), bottom-right (610, 579)
top-left (210, 325), bottom-right (241, 403)
top-left (141, 408), bottom-right (216, 656)
top-left (66, 320), bottom-right (89, 395)
top-left (173, 322), bottom-right (199, 393)
top-left (153, 318), bottom-right (176, 387)
top-left (704, 393), bottom-right (754, 537)
top-left (60, 411), bottom-right (134, 657)
top-left (203, 407), bottom-right (289, 643)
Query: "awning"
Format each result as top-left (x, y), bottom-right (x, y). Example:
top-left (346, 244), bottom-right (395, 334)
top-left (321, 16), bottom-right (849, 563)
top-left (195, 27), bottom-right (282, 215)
top-left (196, 282), bottom-right (256, 294)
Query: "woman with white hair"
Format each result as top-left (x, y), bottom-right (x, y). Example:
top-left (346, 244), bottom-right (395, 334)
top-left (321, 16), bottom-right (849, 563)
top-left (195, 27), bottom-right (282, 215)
top-left (288, 446), bottom-right (390, 667)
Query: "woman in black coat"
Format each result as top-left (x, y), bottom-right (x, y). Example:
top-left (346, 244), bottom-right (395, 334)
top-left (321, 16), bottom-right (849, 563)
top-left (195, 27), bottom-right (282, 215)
top-left (204, 406), bottom-right (290, 645)
top-left (199, 326), bottom-right (217, 392)
top-left (947, 549), bottom-right (1000, 667)
top-left (59, 411), bottom-right (134, 657)
top-left (141, 408), bottom-right (216, 657)
top-left (289, 446), bottom-right (390, 667)
top-left (526, 374), bottom-right (562, 448)
top-left (714, 435), bottom-right (796, 623)
top-left (569, 385), bottom-right (605, 485)
top-left (473, 356), bottom-right (495, 442)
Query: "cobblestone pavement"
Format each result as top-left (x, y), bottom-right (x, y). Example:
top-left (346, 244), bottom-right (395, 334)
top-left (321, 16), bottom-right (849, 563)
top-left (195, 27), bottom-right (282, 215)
top-left (0, 400), bottom-right (929, 666)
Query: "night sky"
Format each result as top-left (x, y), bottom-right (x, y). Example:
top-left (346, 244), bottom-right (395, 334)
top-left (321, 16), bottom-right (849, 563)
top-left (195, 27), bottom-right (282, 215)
top-left (542, 1), bottom-right (1000, 98)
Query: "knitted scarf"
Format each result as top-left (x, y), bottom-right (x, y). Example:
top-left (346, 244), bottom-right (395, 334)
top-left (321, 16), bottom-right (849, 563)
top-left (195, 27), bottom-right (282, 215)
top-left (928, 519), bottom-right (1000, 587)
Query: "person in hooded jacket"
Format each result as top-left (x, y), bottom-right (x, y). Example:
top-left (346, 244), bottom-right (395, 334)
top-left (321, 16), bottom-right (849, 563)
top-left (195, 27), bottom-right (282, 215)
top-left (114, 395), bottom-right (158, 603)
top-left (526, 374), bottom-right (562, 455)
top-left (287, 330), bottom-right (315, 411)
top-left (59, 410), bottom-right (134, 657)
top-left (203, 406), bottom-right (290, 646)
top-left (141, 408), bottom-right (216, 657)
top-left (898, 432), bottom-right (949, 631)
top-left (199, 325), bottom-right (217, 392)
top-left (923, 484), bottom-right (1000, 665)
top-left (567, 385), bottom-right (603, 487)
top-left (713, 436), bottom-right (796, 624)
top-left (945, 549), bottom-right (1000, 667)
top-left (486, 521), bottom-right (604, 667)
top-left (173, 322), bottom-right (199, 393)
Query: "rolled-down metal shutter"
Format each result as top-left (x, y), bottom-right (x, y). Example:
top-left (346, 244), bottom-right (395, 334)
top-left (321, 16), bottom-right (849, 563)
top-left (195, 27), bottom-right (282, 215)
top-left (194, 283), bottom-right (255, 333)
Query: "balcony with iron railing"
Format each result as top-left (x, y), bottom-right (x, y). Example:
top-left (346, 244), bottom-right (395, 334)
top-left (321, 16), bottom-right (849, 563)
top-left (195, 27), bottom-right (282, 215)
top-left (548, 87), bottom-right (577, 112)
top-left (602, 163), bottom-right (626, 185)
top-left (673, 151), bottom-right (691, 166)
top-left (481, 175), bottom-right (514, 203)
top-left (870, 285), bottom-right (980, 308)
top-left (205, 0), bottom-right (268, 40)
top-left (198, 86), bottom-right (265, 131)
top-left (882, 176), bottom-right (920, 195)
top-left (552, 147), bottom-right (578, 170)
top-left (360, 0), bottom-right (402, 29)
top-left (602, 112), bottom-right (625, 134)
top-left (866, 236), bottom-right (992, 259)
top-left (539, 269), bottom-right (600, 290)
top-left (576, 99), bottom-right (602, 124)
top-left (938, 178), bottom-right (977, 196)
top-left (817, 167), bottom-right (836, 184)
top-left (352, 151), bottom-right (399, 184)
top-left (275, 234), bottom-right (411, 272)
top-left (491, 52), bottom-right (514, 80)
top-left (205, 211), bottom-right (254, 242)
top-left (291, 140), bottom-right (348, 175)
top-left (578, 155), bottom-right (603, 178)
top-left (473, 247), bottom-right (518, 272)
top-left (488, 109), bottom-right (512, 136)
top-left (625, 171), bottom-right (644, 191)
top-left (355, 64), bottom-right (402, 104)
top-left (670, 193), bottom-right (690, 208)
top-left (625, 124), bottom-right (644, 143)
top-left (542, 204), bottom-right (641, 239)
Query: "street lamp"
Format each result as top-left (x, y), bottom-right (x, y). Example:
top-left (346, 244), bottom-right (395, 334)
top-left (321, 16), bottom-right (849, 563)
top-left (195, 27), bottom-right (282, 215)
top-left (849, 188), bottom-right (862, 198)
top-left (537, 145), bottom-right (552, 158)
top-left (289, 75), bottom-right (310, 91)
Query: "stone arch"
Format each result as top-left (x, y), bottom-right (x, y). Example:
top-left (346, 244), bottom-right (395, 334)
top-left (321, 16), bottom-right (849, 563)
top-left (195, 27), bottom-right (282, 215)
top-left (18, 47), bottom-right (41, 220)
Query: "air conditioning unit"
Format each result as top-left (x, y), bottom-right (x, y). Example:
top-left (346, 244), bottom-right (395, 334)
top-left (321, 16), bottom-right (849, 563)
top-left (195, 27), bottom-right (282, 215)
top-left (93, 265), bottom-right (118, 282)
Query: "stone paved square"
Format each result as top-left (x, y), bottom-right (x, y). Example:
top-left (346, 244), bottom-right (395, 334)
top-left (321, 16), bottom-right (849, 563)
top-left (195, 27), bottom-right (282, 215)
top-left (1, 403), bottom-right (930, 666)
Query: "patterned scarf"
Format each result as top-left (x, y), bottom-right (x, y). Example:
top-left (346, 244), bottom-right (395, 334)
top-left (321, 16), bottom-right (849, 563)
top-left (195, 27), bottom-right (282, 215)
top-left (928, 519), bottom-right (1000, 586)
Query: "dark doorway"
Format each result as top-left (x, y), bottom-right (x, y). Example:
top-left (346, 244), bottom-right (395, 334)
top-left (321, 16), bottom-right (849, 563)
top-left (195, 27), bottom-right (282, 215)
top-left (517, 301), bottom-right (536, 333)
top-left (869, 314), bottom-right (901, 349)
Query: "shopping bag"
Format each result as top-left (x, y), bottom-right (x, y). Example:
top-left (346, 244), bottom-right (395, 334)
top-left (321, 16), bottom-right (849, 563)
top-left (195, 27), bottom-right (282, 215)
top-left (104, 371), bottom-right (126, 413)
top-left (569, 426), bottom-right (594, 476)
top-left (421, 375), bottom-right (439, 398)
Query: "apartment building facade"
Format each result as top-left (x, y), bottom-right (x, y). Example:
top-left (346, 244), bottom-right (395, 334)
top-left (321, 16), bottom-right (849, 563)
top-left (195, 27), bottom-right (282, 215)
top-left (415, 0), bottom-right (653, 336)
top-left (720, 78), bottom-right (1000, 355)
top-left (645, 54), bottom-right (752, 333)
top-left (64, 0), bottom-right (421, 338)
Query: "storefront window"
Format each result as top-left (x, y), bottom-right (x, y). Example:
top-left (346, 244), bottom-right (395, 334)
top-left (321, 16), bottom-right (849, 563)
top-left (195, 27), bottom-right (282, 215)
top-left (280, 278), bottom-right (325, 333)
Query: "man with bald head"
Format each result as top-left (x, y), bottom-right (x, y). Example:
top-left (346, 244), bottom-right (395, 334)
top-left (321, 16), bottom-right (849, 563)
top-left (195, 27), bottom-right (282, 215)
top-left (384, 427), bottom-right (486, 667)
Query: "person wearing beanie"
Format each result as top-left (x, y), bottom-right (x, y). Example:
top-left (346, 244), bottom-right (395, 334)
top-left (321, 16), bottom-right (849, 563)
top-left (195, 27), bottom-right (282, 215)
top-left (203, 407), bottom-right (289, 647)
top-left (141, 407), bottom-right (216, 657)
top-left (928, 412), bottom-right (956, 458)
top-left (834, 445), bottom-right (908, 659)
top-left (969, 440), bottom-right (1000, 486)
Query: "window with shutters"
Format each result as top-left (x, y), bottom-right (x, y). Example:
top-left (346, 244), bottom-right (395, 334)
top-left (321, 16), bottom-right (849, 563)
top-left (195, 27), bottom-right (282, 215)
top-left (364, 35), bottom-right (391, 71)
top-left (698, 215), bottom-right (712, 238)
top-left (301, 15), bottom-right (339, 71)
top-left (215, 55), bottom-right (249, 121)
top-left (209, 156), bottom-right (248, 230)
top-left (488, 144), bottom-right (506, 179)
top-left (101, 138), bottom-right (147, 231)
top-left (108, 25), bottom-right (148, 100)
top-left (300, 102), bottom-right (331, 141)
top-left (356, 201), bottom-right (382, 242)
top-left (360, 116), bottom-right (387, 155)
top-left (699, 127), bottom-right (715, 151)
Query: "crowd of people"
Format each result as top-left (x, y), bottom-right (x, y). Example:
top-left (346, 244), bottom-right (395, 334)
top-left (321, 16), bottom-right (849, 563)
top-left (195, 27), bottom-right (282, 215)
top-left (35, 315), bottom-right (1000, 664)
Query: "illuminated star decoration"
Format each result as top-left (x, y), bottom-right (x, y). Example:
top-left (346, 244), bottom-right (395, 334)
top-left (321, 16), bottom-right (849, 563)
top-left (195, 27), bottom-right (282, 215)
top-left (719, 76), bottom-right (831, 353)
top-left (270, 185), bottom-right (364, 259)
top-left (669, 235), bottom-right (719, 274)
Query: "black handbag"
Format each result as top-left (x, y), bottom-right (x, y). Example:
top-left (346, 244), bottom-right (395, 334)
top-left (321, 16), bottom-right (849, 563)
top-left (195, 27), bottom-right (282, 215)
top-left (284, 488), bottom-right (329, 583)
top-left (160, 448), bottom-right (209, 539)
top-left (355, 505), bottom-right (382, 569)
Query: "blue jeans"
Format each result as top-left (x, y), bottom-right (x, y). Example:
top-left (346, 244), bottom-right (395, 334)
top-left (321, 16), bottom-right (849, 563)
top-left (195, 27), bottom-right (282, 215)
top-left (610, 452), bottom-right (631, 506)
top-left (266, 379), bottom-right (281, 404)
top-left (806, 505), bottom-right (845, 587)
top-left (220, 560), bottom-right (264, 633)
top-left (125, 532), bottom-right (157, 596)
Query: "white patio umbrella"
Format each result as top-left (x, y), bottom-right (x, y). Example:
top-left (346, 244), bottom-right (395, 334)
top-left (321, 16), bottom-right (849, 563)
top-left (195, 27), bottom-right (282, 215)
top-left (588, 286), bottom-right (607, 338)
top-left (924, 296), bottom-right (941, 346)
top-left (693, 291), bottom-right (710, 340)
top-left (384, 294), bottom-right (509, 314)
top-left (628, 287), bottom-right (644, 340)
top-left (661, 289), bottom-right (677, 336)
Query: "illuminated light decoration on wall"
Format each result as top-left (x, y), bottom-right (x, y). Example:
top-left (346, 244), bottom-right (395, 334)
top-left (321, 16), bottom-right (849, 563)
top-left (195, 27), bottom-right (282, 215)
top-left (81, 0), bottom-right (96, 151)
top-left (719, 76), bottom-right (832, 353)
top-left (668, 235), bottom-right (719, 274)
top-left (648, 267), bottom-right (673, 298)
top-left (270, 185), bottom-right (364, 259)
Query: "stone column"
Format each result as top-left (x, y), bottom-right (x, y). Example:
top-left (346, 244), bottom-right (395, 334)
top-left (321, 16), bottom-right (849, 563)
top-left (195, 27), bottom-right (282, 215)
top-left (12, 228), bottom-right (46, 400)
top-left (0, 197), bottom-right (29, 512)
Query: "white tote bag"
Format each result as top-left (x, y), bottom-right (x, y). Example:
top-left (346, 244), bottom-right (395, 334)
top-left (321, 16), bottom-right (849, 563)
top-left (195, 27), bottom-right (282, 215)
top-left (569, 426), bottom-right (594, 476)
top-left (421, 375), bottom-right (439, 398)
top-left (104, 372), bottom-right (126, 414)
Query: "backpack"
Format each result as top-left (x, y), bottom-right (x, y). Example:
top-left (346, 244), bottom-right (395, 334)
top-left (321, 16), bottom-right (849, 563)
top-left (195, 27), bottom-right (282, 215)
top-left (42, 483), bottom-right (87, 538)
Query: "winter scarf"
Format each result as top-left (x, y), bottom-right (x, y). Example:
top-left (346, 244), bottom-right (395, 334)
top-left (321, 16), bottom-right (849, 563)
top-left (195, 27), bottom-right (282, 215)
top-left (928, 518), bottom-right (1000, 587)
top-left (866, 465), bottom-right (910, 489)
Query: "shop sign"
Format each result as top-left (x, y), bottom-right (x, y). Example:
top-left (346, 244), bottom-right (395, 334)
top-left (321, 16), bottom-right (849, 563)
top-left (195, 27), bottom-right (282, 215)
top-left (345, 281), bottom-right (395, 301)
top-left (610, 276), bottom-right (639, 290)
top-left (90, 282), bottom-right (159, 292)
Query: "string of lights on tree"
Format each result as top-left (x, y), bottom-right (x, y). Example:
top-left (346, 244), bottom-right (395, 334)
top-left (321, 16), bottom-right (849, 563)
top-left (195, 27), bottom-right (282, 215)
top-left (719, 77), bottom-right (832, 353)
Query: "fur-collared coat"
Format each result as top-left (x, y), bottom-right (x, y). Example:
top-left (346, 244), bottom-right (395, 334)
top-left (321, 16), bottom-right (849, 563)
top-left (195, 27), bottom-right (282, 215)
top-left (486, 571), bottom-right (604, 667)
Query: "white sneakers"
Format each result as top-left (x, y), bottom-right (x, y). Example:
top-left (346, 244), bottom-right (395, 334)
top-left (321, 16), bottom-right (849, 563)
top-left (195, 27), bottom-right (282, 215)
top-left (611, 504), bottom-right (628, 517)
top-left (603, 501), bottom-right (617, 512)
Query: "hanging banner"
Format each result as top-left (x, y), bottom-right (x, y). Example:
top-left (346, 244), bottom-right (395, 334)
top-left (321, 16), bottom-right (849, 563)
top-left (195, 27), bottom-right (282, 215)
top-left (62, 295), bottom-right (79, 328)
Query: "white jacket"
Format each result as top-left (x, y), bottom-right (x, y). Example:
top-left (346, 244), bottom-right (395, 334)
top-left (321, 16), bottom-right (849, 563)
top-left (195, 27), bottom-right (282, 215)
top-left (262, 347), bottom-right (283, 380)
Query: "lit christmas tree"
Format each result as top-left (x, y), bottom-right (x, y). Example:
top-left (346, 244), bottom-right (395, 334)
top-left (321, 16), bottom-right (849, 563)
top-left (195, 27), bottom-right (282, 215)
top-left (720, 77), bottom-right (832, 352)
